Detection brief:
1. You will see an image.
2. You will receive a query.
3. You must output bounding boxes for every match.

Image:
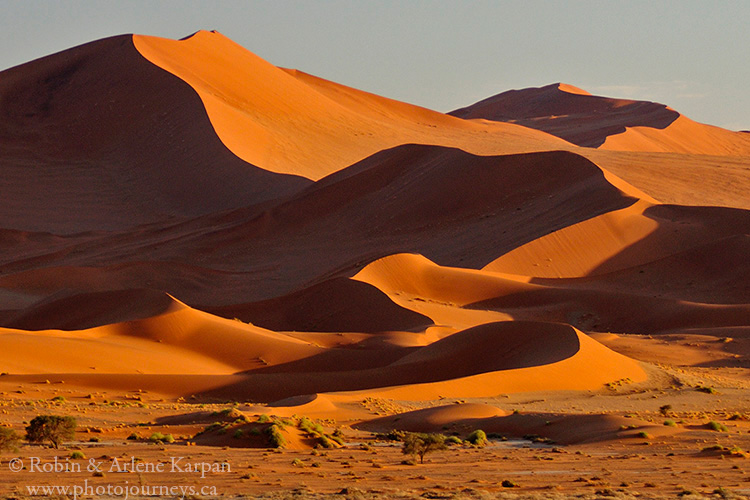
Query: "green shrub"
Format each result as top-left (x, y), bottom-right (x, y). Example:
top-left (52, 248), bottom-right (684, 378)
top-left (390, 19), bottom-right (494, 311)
top-left (256, 414), bottom-right (271, 424)
top-left (233, 429), bottom-right (244, 439)
top-left (25, 415), bottom-right (77, 449)
top-left (696, 386), bottom-right (717, 394)
top-left (298, 417), bottom-right (324, 436)
top-left (149, 432), bottom-right (175, 443)
top-left (663, 419), bottom-right (676, 427)
top-left (265, 424), bottom-right (286, 448)
top-left (0, 426), bottom-right (20, 453)
top-left (466, 429), bottom-right (487, 446)
top-left (401, 433), bottom-right (447, 464)
top-left (70, 451), bottom-right (86, 460)
top-left (445, 436), bottom-right (463, 445)
top-left (126, 433), bottom-right (140, 441)
top-left (316, 435), bottom-right (333, 449)
top-left (637, 431), bottom-right (650, 439)
top-left (707, 420), bottom-right (728, 432)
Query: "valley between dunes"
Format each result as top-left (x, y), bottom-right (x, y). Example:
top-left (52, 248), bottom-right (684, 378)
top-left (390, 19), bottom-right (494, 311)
top-left (1, 31), bottom-right (749, 498)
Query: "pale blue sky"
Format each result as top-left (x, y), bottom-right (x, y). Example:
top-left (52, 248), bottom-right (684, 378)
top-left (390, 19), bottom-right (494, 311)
top-left (2, 0), bottom-right (748, 129)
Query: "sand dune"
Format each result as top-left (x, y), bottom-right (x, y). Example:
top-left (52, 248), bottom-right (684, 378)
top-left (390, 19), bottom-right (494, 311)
top-left (0, 35), bottom-right (308, 233)
top-left (134, 31), bottom-right (567, 180)
top-left (484, 202), bottom-right (750, 279)
top-left (450, 83), bottom-right (679, 148)
top-left (601, 114), bottom-right (750, 155)
top-left (451, 82), bottom-right (750, 157)
top-left (206, 277), bottom-right (431, 333)
top-left (358, 405), bottom-right (671, 444)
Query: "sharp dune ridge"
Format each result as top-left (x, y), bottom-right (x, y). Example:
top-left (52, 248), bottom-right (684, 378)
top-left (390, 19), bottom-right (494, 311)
top-left (0, 31), bottom-right (749, 449)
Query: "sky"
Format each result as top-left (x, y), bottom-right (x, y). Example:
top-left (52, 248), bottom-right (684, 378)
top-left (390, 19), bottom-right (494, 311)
top-left (1, 0), bottom-right (748, 130)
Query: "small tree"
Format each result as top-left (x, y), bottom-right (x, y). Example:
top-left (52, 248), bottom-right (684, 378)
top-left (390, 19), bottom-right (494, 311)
top-left (0, 426), bottom-right (20, 453)
top-left (401, 433), bottom-right (447, 464)
top-left (26, 415), bottom-right (77, 449)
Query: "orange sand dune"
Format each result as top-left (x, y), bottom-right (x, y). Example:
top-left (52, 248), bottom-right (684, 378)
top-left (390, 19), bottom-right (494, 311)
top-left (601, 114), bottom-right (750, 156)
top-left (133, 31), bottom-right (568, 180)
top-left (355, 251), bottom-right (750, 337)
top-left (0, 35), bottom-right (308, 233)
top-left (585, 149), bottom-right (750, 210)
top-left (0, 315), bottom-right (645, 402)
top-left (2, 289), bottom-right (175, 330)
top-left (206, 277), bottom-right (431, 333)
top-left (0, 294), bottom-right (324, 375)
top-left (354, 253), bottom-right (535, 307)
top-left (358, 406), bottom-right (670, 444)
top-left (357, 403), bottom-right (509, 434)
top-left (484, 202), bottom-right (750, 279)
top-left (0, 145), bottom-right (641, 310)
top-left (450, 83), bottom-right (680, 148)
top-left (450, 82), bottom-right (750, 156)
top-left (334, 323), bottom-right (646, 400)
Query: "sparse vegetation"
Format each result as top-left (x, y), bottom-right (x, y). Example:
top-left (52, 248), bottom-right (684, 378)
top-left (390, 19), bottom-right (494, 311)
top-left (445, 436), bottom-right (462, 445)
top-left (466, 429), bottom-right (487, 446)
top-left (149, 432), bottom-right (175, 443)
top-left (659, 404), bottom-right (672, 417)
top-left (69, 451), bottom-right (86, 459)
top-left (265, 424), bottom-right (286, 448)
top-left (0, 426), bottom-right (20, 453)
top-left (696, 385), bottom-right (717, 394)
top-left (401, 432), bottom-right (447, 464)
top-left (25, 415), bottom-right (76, 449)
top-left (706, 420), bottom-right (728, 432)
top-left (663, 419), bottom-right (677, 427)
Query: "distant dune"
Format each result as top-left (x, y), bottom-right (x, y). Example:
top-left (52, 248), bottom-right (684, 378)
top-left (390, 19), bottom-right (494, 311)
top-left (451, 82), bottom-right (750, 156)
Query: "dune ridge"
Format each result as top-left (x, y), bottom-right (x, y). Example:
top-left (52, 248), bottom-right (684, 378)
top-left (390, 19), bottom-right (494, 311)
top-left (451, 82), bottom-right (750, 157)
top-left (133, 31), bottom-right (569, 180)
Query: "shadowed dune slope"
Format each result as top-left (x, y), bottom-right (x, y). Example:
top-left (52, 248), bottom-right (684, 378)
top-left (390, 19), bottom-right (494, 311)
top-left (0, 34), bottom-right (309, 233)
top-left (133, 31), bottom-right (569, 180)
top-left (1, 288), bottom-right (176, 331)
top-left (450, 83), bottom-right (679, 148)
top-left (206, 277), bottom-right (432, 333)
top-left (0, 145), bottom-right (640, 308)
top-left (355, 251), bottom-right (750, 338)
top-left (357, 405), bottom-right (662, 444)
top-left (196, 146), bottom-right (639, 279)
top-left (188, 321), bottom-right (645, 401)
top-left (451, 83), bottom-right (750, 156)
top-left (484, 203), bottom-right (750, 279)
top-left (0, 295), bottom-right (324, 375)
